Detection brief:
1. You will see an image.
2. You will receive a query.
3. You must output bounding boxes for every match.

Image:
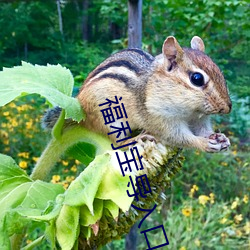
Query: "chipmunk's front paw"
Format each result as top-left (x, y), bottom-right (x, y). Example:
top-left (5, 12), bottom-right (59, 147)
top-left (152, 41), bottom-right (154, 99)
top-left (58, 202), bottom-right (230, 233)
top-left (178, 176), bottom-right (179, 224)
top-left (206, 133), bottom-right (230, 152)
top-left (119, 133), bottom-right (156, 151)
top-left (135, 133), bottom-right (157, 150)
top-left (136, 134), bottom-right (156, 144)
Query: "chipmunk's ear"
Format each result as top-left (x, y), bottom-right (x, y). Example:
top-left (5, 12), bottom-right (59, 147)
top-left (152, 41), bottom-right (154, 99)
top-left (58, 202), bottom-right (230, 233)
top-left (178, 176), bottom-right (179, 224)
top-left (162, 36), bottom-right (184, 62)
top-left (191, 36), bottom-right (205, 52)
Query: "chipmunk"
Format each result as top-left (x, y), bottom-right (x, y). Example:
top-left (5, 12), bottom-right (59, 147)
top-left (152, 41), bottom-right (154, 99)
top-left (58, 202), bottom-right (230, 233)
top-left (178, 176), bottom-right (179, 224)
top-left (43, 36), bottom-right (232, 153)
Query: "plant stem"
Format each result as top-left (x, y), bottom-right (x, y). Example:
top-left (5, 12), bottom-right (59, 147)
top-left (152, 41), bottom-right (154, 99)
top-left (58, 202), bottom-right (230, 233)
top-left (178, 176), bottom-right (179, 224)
top-left (30, 126), bottom-right (111, 181)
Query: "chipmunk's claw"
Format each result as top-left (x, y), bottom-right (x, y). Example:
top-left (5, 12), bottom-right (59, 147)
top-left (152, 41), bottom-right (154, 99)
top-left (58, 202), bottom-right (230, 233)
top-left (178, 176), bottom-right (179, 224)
top-left (136, 134), bottom-right (156, 143)
top-left (207, 133), bottom-right (230, 152)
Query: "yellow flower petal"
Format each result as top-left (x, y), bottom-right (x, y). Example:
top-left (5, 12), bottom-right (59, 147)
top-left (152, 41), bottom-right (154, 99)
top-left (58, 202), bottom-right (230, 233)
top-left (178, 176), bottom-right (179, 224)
top-left (234, 214), bottom-right (243, 224)
top-left (19, 161), bottom-right (28, 169)
top-left (51, 175), bottom-right (61, 183)
top-left (231, 201), bottom-right (238, 209)
top-left (198, 195), bottom-right (210, 206)
top-left (62, 160), bottom-right (69, 166)
top-left (182, 207), bottom-right (192, 217)
top-left (220, 217), bottom-right (227, 224)
top-left (70, 165), bottom-right (77, 172)
top-left (243, 195), bottom-right (248, 204)
top-left (244, 221), bottom-right (250, 234)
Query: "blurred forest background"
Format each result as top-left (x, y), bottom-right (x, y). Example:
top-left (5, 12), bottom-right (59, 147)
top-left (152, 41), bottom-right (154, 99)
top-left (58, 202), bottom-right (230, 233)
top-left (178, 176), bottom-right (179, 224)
top-left (0, 0), bottom-right (249, 249)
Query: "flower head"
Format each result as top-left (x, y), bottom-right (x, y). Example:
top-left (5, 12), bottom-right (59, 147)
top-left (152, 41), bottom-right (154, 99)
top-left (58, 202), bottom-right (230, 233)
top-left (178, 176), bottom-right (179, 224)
top-left (234, 214), bottom-right (243, 224)
top-left (220, 217), bottom-right (228, 224)
top-left (243, 195), bottom-right (248, 204)
top-left (198, 195), bottom-right (210, 206)
top-left (19, 161), bottom-right (28, 169)
top-left (51, 175), bottom-right (61, 183)
top-left (209, 193), bottom-right (215, 204)
top-left (231, 197), bottom-right (240, 209)
top-left (189, 184), bottom-right (199, 198)
top-left (244, 221), bottom-right (250, 234)
top-left (62, 160), bottom-right (69, 166)
top-left (71, 165), bottom-right (77, 172)
top-left (182, 207), bottom-right (192, 217)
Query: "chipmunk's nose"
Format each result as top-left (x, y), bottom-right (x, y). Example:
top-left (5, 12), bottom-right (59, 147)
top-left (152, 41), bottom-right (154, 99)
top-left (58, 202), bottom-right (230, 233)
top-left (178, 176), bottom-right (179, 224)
top-left (228, 101), bottom-right (232, 112)
top-left (219, 101), bottom-right (232, 114)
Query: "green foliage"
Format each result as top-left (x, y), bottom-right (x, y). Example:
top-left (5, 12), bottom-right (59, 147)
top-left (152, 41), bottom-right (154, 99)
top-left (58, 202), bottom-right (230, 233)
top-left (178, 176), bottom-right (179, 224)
top-left (141, 197), bottom-right (249, 249)
top-left (214, 97), bottom-right (250, 139)
top-left (0, 62), bottom-right (84, 121)
top-left (134, 144), bottom-right (250, 249)
top-left (0, 0), bottom-right (249, 100)
top-left (177, 148), bottom-right (249, 203)
top-left (0, 154), bottom-right (64, 249)
top-left (142, 0), bottom-right (250, 99)
top-left (61, 42), bottom-right (110, 86)
top-left (66, 142), bottom-right (96, 165)
top-left (0, 1), bottom-right (249, 249)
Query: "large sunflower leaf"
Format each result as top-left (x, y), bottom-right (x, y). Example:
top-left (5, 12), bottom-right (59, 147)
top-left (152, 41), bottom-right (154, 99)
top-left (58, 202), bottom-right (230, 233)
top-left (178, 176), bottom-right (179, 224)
top-left (0, 62), bottom-right (84, 121)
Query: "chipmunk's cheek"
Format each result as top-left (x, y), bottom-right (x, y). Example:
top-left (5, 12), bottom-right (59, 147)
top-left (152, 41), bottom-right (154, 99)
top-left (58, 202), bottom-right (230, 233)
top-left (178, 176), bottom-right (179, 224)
top-left (202, 101), bottom-right (214, 114)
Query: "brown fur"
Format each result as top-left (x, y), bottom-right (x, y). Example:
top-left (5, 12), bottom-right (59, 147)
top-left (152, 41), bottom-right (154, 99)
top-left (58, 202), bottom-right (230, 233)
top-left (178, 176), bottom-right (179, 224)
top-left (77, 36), bottom-right (232, 152)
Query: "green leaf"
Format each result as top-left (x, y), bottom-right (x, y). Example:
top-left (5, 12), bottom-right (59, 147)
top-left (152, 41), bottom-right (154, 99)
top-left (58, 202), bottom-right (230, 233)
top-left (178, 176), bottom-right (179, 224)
top-left (26, 196), bottom-right (64, 222)
top-left (45, 220), bottom-right (56, 249)
top-left (3, 210), bottom-right (32, 237)
top-left (65, 142), bottom-right (96, 165)
top-left (80, 199), bottom-right (103, 227)
top-left (0, 231), bottom-right (10, 250)
top-left (0, 154), bottom-right (65, 245)
top-left (80, 226), bottom-right (92, 240)
top-left (0, 62), bottom-right (85, 122)
top-left (0, 181), bottom-right (64, 238)
top-left (64, 151), bottom-right (134, 214)
top-left (103, 200), bottom-right (119, 219)
top-left (0, 182), bottom-right (32, 218)
top-left (0, 154), bottom-right (30, 181)
top-left (0, 182), bottom-right (32, 247)
top-left (56, 205), bottom-right (80, 250)
top-left (96, 161), bottom-right (134, 212)
top-left (0, 176), bottom-right (32, 201)
top-left (20, 181), bottom-right (64, 213)
top-left (64, 153), bottom-right (110, 213)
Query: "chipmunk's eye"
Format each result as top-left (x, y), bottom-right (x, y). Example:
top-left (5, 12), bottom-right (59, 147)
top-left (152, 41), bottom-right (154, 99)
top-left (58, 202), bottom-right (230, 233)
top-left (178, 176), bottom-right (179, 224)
top-left (190, 72), bottom-right (204, 87)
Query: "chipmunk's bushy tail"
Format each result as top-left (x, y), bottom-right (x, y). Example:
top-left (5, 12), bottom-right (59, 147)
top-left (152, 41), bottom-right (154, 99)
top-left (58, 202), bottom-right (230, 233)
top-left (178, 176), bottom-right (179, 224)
top-left (41, 106), bottom-right (62, 130)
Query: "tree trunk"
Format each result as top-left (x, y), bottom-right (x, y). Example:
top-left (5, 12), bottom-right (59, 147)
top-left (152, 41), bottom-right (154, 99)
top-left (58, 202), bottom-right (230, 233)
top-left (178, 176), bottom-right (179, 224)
top-left (125, 2), bottom-right (143, 247)
top-left (128, 0), bottom-right (142, 48)
top-left (125, 223), bottom-right (138, 250)
top-left (56, 0), bottom-right (63, 36)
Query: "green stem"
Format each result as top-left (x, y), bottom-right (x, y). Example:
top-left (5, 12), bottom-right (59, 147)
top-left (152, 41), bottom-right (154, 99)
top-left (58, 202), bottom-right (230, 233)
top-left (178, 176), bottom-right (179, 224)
top-left (30, 126), bottom-right (111, 181)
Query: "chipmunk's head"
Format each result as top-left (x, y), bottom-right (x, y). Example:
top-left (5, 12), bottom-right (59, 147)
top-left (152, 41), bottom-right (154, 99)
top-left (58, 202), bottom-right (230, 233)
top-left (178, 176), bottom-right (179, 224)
top-left (154, 36), bottom-right (232, 116)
